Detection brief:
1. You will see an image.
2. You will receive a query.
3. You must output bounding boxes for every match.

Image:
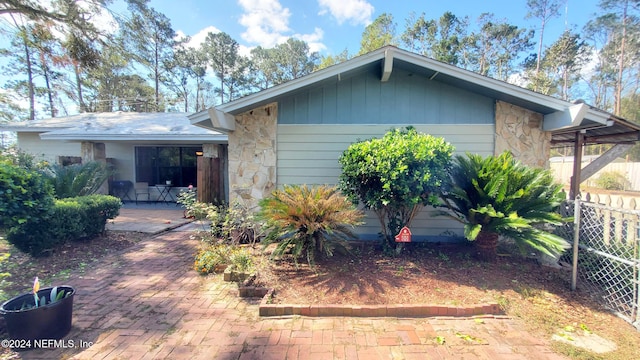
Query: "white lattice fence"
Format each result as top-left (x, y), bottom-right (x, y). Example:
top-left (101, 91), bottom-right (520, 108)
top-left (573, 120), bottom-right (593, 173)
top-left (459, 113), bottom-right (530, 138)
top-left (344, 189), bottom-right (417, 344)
top-left (557, 199), bottom-right (640, 329)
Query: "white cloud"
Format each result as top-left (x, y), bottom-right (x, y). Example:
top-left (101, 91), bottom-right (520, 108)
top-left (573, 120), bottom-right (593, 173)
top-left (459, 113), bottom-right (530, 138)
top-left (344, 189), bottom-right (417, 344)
top-left (176, 26), bottom-right (221, 48)
top-left (237, 0), bottom-right (326, 52)
top-left (317, 0), bottom-right (374, 26)
top-left (238, 45), bottom-right (253, 57)
top-left (294, 27), bottom-right (326, 53)
top-left (238, 0), bottom-right (292, 48)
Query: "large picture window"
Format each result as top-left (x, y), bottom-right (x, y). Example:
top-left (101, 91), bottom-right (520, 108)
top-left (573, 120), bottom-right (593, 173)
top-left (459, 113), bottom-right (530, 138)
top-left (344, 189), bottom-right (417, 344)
top-left (135, 146), bottom-right (200, 187)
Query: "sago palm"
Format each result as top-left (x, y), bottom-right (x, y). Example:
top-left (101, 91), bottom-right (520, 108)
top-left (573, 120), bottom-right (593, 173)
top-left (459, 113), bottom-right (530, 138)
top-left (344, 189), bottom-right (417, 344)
top-left (43, 161), bottom-right (114, 198)
top-left (439, 152), bottom-right (570, 260)
top-left (259, 185), bottom-right (364, 267)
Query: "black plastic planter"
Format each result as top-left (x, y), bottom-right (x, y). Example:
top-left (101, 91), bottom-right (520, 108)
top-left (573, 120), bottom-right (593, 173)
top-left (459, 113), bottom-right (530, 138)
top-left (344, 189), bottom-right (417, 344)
top-left (0, 286), bottom-right (75, 342)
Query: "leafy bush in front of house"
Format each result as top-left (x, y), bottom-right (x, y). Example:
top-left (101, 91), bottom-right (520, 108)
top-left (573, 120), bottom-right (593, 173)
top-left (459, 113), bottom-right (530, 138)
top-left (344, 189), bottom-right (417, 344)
top-left (0, 158), bottom-right (55, 230)
top-left (193, 244), bottom-right (255, 275)
top-left (438, 151), bottom-right (570, 260)
top-left (6, 222), bottom-right (64, 256)
top-left (6, 195), bottom-right (121, 256)
top-left (338, 127), bottom-right (454, 252)
top-left (0, 147), bottom-right (43, 170)
top-left (178, 190), bottom-right (261, 244)
top-left (221, 202), bottom-right (261, 244)
top-left (194, 244), bottom-right (233, 274)
top-left (594, 171), bottom-right (630, 191)
top-left (259, 184), bottom-right (364, 267)
top-left (72, 194), bottom-right (121, 236)
top-left (42, 161), bottom-right (115, 198)
top-left (47, 199), bottom-right (85, 240)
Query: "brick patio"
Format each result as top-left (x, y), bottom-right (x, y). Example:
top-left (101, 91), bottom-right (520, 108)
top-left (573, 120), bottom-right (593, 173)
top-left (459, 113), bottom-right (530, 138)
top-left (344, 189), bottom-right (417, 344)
top-left (17, 221), bottom-right (566, 360)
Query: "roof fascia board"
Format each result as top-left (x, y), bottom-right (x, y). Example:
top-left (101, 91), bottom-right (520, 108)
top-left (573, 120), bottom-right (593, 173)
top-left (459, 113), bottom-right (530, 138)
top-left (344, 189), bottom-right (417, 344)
top-left (218, 48), bottom-right (388, 114)
top-left (0, 126), bottom-right (67, 132)
top-left (40, 134), bottom-right (227, 141)
top-left (209, 108), bottom-right (235, 132)
top-left (381, 48), bottom-right (393, 82)
top-left (585, 108), bottom-right (613, 125)
top-left (542, 103), bottom-right (590, 131)
top-left (188, 110), bottom-right (214, 129)
top-left (392, 51), bottom-right (569, 112)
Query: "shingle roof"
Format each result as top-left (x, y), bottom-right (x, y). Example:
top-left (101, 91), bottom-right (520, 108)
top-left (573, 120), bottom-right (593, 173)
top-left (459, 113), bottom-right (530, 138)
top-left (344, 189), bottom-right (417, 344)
top-left (1, 112), bottom-right (227, 142)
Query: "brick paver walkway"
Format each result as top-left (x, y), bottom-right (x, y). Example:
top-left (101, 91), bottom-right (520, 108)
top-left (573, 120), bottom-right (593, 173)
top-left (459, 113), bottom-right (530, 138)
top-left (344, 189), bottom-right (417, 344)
top-left (19, 227), bottom-right (566, 360)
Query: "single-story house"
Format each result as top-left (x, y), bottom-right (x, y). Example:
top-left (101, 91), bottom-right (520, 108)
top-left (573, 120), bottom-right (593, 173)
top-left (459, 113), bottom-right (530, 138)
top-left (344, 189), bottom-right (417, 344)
top-left (1, 112), bottom-right (228, 203)
top-left (4, 46), bottom-right (638, 240)
top-left (189, 45), bottom-right (640, 241)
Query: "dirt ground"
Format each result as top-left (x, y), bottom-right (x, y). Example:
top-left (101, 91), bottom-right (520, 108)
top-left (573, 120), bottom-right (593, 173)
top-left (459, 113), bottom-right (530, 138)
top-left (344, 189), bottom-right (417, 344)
top-left (256, 241), bottom-right (640, 360)
top-left (2, 233), bottom-right (640, 359)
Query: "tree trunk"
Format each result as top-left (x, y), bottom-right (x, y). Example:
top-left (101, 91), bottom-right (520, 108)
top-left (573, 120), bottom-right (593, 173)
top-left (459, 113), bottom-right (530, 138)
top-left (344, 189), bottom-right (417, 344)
top-left (474, 231), bottom-right (499, 261)
top-left (74, 64), bottom-right (86, 113)
top-left (21, 34), bottom-right (35, 120)
top-left (42, 62), bottom-right (56, 117)
top-left (614, 1), bottom-right (627, 116)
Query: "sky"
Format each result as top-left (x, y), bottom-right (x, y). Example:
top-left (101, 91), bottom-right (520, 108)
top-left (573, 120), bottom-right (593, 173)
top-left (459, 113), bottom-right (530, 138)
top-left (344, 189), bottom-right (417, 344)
top-left (0, 0), bottom-right (605, 125)
top-left (116, 0), bottom-right (604, 56)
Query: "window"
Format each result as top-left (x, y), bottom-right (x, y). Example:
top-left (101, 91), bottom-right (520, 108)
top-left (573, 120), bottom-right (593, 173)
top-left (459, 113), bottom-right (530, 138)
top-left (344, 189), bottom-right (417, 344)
top-left (135, 146), bottom-right (201, 187)
top-left (58, 156), bottom-right (82, 166)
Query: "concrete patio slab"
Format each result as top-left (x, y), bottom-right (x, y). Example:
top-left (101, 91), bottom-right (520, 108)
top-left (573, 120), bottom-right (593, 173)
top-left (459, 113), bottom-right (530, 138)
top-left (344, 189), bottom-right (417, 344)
top-left (106, 206), bottom-right (191, 234)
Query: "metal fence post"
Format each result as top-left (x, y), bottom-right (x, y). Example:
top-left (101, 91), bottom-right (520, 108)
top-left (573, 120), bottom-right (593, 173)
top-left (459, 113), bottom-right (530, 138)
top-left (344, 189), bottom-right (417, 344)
top-left (571, 196), bottom-right (581, 291)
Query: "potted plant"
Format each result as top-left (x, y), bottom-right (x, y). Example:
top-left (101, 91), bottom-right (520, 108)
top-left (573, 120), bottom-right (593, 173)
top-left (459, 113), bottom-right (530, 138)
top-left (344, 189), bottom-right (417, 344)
top-left (0, 277), bottom-right (75, 343)
top-left (438, 152), bottom-right (570, 261)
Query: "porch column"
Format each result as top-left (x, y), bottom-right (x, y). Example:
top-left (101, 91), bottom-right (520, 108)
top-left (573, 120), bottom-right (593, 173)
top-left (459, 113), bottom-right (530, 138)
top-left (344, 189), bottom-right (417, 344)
top-left (197, 144), bottom-right (223, 204)
top-left (81, 141), bottom-right (106, 163)
top-left (81, 142), bottom-right (108, 194)
top-left (569, 131), bottom-right (584, 199)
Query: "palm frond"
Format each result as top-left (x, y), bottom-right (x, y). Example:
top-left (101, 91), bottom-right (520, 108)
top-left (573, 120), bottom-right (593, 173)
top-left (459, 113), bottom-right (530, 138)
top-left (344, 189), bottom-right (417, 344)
top-left (439, 151), bottom-right (570, 258)
top-left (259, 184), bottom-right (365, 267)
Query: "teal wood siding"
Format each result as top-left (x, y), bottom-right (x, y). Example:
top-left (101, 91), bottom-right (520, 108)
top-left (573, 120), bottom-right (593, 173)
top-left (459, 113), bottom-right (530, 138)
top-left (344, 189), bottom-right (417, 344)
top-left (276, 124), bottom-right (494, 240)
top-left (279, 67), bottom-right (495, 125)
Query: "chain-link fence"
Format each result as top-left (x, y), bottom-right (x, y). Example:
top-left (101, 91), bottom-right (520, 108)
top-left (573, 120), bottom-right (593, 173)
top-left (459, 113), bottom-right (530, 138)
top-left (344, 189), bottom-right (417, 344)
top-left (557, 199), bottom-right (640, 329)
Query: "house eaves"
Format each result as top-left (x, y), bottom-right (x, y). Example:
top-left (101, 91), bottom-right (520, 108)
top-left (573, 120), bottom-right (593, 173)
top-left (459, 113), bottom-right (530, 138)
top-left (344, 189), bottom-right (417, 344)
top-left (39, 133), bottom-right (227, 143)
top-left (190, 46), bottom-right (617, 132)
top-left (0, 125), bottom-right (69, 132)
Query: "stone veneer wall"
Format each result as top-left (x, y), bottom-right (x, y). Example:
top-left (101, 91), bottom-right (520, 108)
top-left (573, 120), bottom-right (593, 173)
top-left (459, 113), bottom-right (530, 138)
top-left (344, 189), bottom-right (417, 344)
top-left (495, 101), bottom-right (550, 168)
top-left (228, 103), bottom-right (277, 210)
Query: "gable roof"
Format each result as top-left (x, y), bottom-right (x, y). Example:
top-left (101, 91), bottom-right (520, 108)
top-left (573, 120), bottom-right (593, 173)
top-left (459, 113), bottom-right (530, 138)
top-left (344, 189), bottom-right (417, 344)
top-left (2, 112), bottom-right (227, 143)
top-left (189, 46), bottom-right (639, 147)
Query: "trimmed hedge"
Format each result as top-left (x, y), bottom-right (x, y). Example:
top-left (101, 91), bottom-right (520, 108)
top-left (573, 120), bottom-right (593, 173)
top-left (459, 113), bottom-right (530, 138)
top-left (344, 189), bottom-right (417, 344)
top-left (7, 195), bottom-right (122, 256)
top-left (72, 195), bottom-right (122, 236)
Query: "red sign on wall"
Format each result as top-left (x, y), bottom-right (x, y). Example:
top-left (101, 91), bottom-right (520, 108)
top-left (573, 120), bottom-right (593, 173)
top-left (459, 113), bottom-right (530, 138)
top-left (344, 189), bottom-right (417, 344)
top-left (394, 226), bottom-right (412, 243)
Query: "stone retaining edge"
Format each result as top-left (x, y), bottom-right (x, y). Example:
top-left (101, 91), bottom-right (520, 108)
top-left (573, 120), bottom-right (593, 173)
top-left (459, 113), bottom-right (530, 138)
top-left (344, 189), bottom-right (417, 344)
top-left (258, 289), bottom-right (504, 318)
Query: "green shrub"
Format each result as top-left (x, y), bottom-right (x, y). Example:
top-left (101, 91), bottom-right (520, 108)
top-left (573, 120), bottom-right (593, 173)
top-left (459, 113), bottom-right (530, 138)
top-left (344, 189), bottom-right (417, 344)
top-left (594, 171), bottom-right (630, 191)
top-left (42, 161), bottom-right (114, 198)
top-left (194, 244), bottom-right (233, 274)
top-left (6, 218), bottom-right (64, 256)
top-left (180, 195), bottom-right (261, 244)
top-left (259, 184), bottom-right (364, 267)
top-left (338, 127), bottom-right (454, 251)
top-left (73, 194), bottom-right (121, 236)
top-left (438, 152), bottom-right (570, 259)
top-left (193, 245), bottom-right (256, 275)
top-left (221, 202), bottom-right (260, 244)
top-left (0, 158), bottom-right (55, 230)
top-left (0, 148), bottom-right (42, 170)
top-left (48, 199), bottom-right (85, 241)
top-left (229, 248), bottom-right (254, 273)
top-left (176, 186), bottom-right (199, 216)
top-left (6, 195), bottom-right (121, 256)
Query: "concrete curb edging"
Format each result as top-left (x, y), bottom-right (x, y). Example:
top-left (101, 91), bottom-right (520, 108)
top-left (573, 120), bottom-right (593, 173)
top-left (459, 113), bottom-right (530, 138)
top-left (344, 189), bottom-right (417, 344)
top-left (258, 289), bottom-right (504, 318)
